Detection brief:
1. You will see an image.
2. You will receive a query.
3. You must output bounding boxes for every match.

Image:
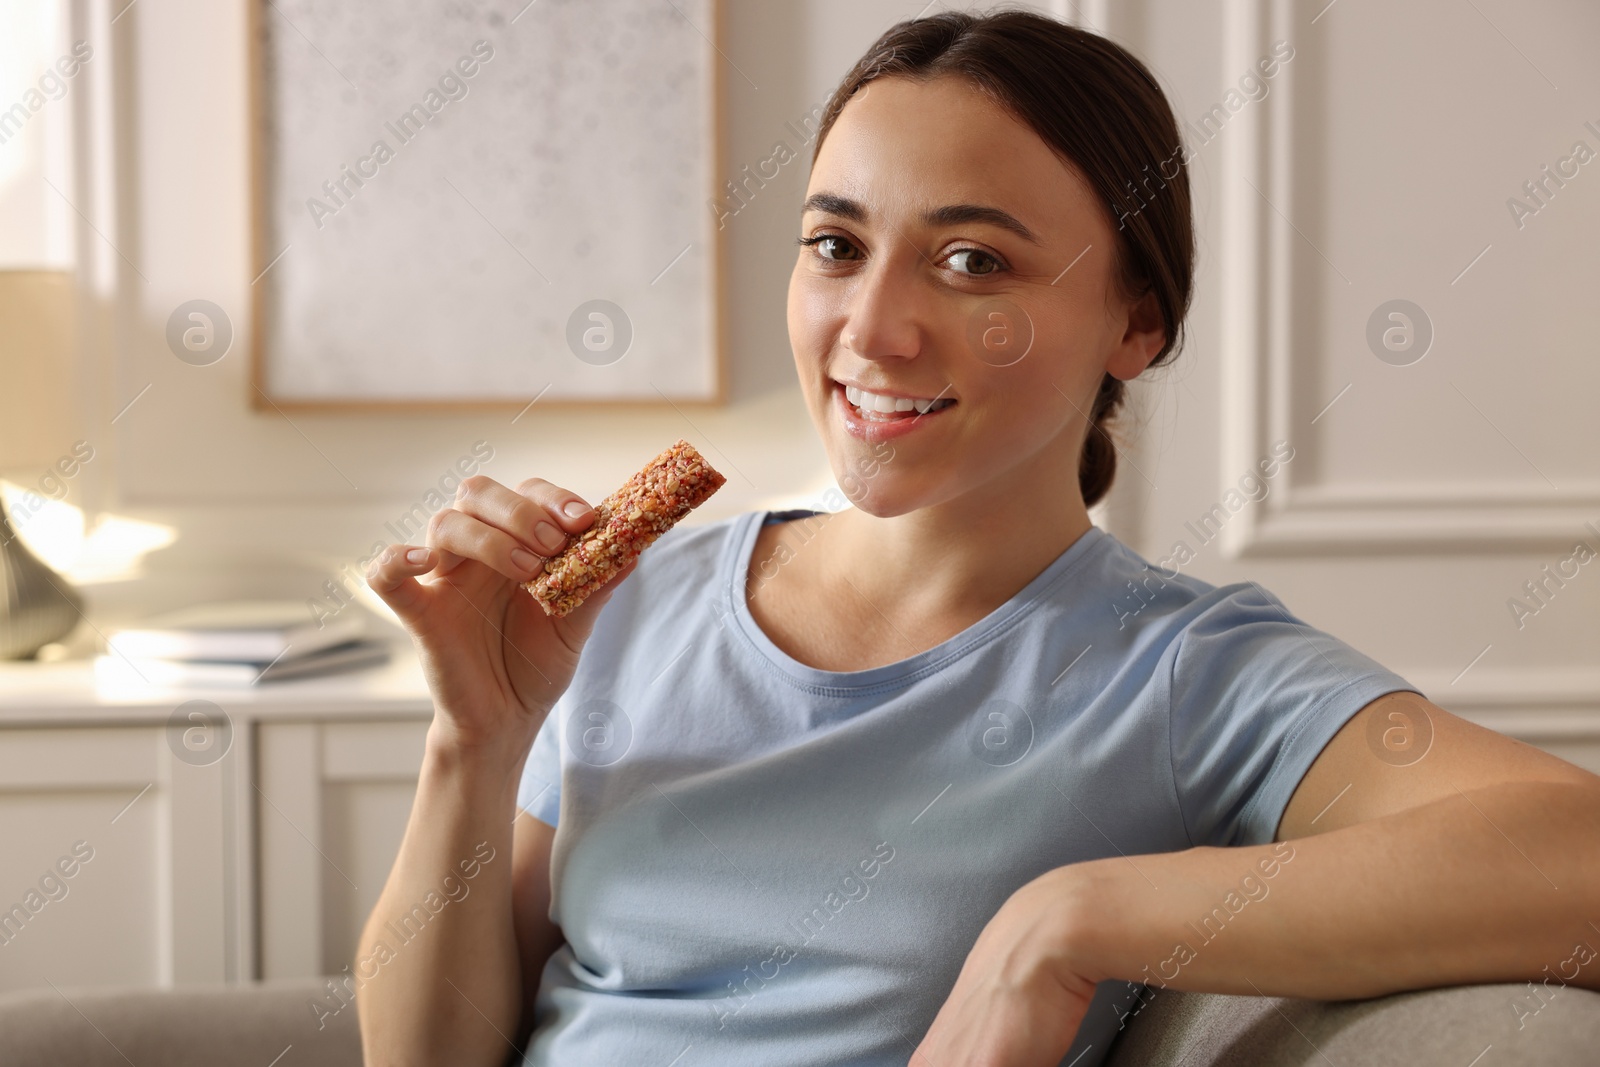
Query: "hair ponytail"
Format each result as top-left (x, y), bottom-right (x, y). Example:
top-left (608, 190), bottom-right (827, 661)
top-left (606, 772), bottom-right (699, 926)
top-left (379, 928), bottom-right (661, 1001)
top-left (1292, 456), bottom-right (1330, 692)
top-left (1079, 374), bottom-right (1126, 508)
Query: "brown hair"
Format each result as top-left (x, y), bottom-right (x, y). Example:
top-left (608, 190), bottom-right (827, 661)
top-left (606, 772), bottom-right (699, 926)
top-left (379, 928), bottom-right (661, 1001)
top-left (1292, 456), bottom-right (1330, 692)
top-left (809, 8), bottom-right (1195, 508)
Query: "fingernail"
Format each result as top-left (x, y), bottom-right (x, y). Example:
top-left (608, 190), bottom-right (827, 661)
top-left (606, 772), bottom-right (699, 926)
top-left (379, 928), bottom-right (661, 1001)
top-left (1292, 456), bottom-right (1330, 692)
top-left (406, 547), bottom-right (428, 564)
top-left (563, 500), bottom-right (589, 518)
top-left (511, 547), bottom-right (540, 572)
top-left (534, 521), bottom-right (565, 553)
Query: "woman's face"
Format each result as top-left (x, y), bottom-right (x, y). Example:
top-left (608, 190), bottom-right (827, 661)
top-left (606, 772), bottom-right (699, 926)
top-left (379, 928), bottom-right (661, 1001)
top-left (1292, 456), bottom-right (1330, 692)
top-left (787, 74), bottom-right (1162, 519)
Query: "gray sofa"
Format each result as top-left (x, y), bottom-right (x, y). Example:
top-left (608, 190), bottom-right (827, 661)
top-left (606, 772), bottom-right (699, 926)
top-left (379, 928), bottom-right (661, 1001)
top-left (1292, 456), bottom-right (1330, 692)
top-left (1, 977), bottom-right (1597, 1065)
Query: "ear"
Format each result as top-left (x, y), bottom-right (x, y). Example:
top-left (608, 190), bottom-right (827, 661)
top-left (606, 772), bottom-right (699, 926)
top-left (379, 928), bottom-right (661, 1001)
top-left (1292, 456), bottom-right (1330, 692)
top-left (1105, 288), bottom-right (1165, 382)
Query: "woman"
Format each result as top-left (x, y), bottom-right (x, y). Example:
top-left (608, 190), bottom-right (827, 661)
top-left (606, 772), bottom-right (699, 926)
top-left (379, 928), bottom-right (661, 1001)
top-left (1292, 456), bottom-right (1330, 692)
top-left (356, 11), bottom-right (1600, 1066)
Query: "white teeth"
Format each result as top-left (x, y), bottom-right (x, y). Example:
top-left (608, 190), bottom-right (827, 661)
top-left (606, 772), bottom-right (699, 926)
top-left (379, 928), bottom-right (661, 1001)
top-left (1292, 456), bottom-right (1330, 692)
top-left (839, 381), bottom-right (953, 416)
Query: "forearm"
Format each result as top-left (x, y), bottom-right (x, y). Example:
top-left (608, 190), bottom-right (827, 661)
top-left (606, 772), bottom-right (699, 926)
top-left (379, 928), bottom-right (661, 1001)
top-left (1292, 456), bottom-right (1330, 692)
top-left (355, 727), bottom-right (530, 1067)
top-left (1059, 781), bottom-right (1600, 1001)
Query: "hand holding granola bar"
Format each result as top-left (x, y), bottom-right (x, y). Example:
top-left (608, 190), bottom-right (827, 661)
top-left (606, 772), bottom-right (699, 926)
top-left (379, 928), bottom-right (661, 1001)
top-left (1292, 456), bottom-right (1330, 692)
top-left (525, 439), bottom-right (727, 617)
top-left (363, 440), bottom-right (717, 760)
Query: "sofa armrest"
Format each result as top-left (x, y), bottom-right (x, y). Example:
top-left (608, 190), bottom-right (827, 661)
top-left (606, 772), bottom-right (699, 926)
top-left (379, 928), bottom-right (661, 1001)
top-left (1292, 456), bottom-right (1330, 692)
top-left (1104, 981), bottom-right (1600, 1067)
top-left (0, 979), bottom-right (362, 1067)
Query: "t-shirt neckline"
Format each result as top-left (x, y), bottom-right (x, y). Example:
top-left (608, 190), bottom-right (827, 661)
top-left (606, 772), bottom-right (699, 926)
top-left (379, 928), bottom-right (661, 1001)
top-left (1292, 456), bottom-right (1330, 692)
top-left (725, 509), bottom-right (1108, 694)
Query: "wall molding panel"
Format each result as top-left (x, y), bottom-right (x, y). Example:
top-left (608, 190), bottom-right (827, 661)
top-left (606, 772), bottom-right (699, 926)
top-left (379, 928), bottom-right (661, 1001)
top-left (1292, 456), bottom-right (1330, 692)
top-left (1217, 0), bottom-right (1600, 557)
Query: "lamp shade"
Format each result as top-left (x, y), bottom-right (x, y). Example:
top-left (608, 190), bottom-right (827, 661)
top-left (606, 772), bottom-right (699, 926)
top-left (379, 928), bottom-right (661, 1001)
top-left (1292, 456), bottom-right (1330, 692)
top-left (0, 269), bottom-right (76, 478)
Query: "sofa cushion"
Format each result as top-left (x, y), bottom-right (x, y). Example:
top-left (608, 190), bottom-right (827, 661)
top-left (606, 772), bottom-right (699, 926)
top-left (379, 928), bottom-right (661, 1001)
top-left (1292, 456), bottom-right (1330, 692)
top-left (5, 977), bottom-right (1598, 1066)
top-left (0, 979), bottom-right (361, 1067)
top-left (1104, 981), bottom-right (1600, 1066)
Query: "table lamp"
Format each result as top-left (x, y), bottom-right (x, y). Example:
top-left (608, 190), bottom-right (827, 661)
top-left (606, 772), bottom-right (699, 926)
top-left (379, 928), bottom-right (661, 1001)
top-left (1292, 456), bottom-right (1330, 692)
top-left (0, 268), bottom-right (85, 659)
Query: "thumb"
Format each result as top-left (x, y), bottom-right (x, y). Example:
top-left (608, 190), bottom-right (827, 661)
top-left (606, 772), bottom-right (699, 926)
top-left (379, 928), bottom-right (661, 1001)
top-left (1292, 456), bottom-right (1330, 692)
top-left (365, 545), bottom-right (437, 624)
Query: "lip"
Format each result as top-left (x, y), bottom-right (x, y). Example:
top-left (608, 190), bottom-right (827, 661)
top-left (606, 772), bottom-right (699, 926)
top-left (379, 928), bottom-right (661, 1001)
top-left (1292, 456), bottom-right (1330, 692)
top-left (833, 380), bottom-right (956, 442)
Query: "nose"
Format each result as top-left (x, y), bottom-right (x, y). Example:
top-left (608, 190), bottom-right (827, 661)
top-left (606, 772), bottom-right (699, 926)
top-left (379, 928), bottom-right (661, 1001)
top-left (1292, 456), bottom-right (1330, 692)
top-left (842, 253), bottom-right (924, 364)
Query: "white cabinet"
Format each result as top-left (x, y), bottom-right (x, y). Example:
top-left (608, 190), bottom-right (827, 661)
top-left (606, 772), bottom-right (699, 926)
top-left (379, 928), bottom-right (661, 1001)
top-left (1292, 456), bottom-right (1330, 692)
top-left (0, 724), bottom-right (226, 992)
top-left (256, 719), bottom-right (430, 980)
top-left (0, 653), bottom-right (433, 991)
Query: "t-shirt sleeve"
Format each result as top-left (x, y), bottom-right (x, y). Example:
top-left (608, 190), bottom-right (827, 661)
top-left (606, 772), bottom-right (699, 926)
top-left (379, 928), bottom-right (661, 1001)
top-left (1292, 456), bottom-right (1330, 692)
top-left (517, 706), bottom-right (563, 828)
top-left (1167, 581), bottom-right (1418, 849)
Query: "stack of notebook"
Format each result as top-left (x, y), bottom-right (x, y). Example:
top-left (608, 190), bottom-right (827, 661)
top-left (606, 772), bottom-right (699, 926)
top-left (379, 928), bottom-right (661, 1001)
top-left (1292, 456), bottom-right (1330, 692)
top-left (95, 601), bottom-right (390, 687)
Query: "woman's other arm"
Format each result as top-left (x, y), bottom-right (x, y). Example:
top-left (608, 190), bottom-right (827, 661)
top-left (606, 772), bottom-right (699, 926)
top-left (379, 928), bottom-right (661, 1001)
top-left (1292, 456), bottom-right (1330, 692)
top-left (911, 693), bottom-right (1600, 1065)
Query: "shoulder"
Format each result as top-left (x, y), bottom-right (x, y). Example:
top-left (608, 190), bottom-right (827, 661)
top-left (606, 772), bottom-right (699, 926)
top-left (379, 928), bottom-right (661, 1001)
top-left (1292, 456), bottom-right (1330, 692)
top-left (1069, 529), bottom-right (1231, 634)
top-left (1082, 530), bottom-right (1387, 680)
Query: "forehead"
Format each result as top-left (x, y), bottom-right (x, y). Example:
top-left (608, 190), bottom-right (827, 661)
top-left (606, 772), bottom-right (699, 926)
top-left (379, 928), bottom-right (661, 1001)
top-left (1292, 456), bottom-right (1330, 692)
top-left (808, 75), bottom-right (1103, 238)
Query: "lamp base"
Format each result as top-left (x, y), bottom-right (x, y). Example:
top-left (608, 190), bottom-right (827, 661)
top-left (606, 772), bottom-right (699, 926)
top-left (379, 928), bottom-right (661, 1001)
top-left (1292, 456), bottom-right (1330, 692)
top-left (0, 496), bottom-right (84, 660)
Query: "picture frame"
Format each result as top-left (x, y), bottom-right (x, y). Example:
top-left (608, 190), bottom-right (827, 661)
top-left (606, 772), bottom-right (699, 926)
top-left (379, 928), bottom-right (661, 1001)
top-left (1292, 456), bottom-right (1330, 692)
top-left (247, 0), bottom-right (728, 412)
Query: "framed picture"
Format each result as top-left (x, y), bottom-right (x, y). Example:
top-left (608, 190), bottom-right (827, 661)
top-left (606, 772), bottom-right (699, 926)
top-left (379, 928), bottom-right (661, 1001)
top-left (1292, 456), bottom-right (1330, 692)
top-left (249, 0), bottom-right (727, 411)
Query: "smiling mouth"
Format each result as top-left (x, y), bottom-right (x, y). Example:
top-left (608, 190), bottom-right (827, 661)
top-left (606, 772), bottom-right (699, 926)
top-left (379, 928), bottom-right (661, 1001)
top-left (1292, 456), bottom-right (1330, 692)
top-left (839, 382), bottom-right (957, 422)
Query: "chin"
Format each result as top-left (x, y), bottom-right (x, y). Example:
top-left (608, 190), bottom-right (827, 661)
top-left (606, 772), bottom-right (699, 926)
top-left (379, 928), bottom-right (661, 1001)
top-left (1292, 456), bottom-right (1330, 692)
top-left (825, 472), bottom-right (946, 519)
top-left (832, 491), bottom-right (904, 518)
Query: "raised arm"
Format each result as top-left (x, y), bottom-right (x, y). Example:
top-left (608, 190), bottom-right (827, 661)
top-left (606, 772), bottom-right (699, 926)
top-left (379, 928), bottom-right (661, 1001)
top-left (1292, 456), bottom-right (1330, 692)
top-left (354, 475), bottom-right (634, 1066)
top-left (355, 730), bottom-right (529, 1066)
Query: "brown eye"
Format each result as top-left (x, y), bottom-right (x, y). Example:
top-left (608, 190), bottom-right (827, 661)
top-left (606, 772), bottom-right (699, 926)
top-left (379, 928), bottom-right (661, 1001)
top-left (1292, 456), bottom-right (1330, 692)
top-left (947, 248), bottom-right (1002, 276)
top-left (798, 234), bottom-right (861, 261)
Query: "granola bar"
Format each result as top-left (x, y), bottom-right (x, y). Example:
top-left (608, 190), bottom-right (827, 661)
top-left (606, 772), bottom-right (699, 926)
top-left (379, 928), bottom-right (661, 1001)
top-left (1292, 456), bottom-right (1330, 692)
top-left (524, 439), bottom-right (726, 617)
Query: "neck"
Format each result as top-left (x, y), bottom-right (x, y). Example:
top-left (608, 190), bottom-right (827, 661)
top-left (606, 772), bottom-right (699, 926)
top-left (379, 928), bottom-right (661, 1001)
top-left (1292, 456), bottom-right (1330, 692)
top-left (820, 445), bottom-right (1094, 622)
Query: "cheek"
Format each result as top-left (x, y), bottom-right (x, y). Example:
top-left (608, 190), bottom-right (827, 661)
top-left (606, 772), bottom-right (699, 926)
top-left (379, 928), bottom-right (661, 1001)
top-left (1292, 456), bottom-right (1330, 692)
top-left (979, 312), bottom-right (1073, 402)
top-left (786, 265), bottom-right (809, 357)
top-left (965, 339), bottom-right (1084, 451)
top-left (789, 320), bottom-right (835, 444)
top-left (1028, 312), bottom-right (1102, 405)
top-left (788, 270), bottom-right (842, 353)
top-left (788, 270), bottom-right (849, 406)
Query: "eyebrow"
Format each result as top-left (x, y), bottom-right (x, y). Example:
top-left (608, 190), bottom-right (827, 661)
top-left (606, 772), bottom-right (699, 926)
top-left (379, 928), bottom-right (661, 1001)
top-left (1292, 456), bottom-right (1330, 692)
top-left (800, 192), bottom-right (1041, 245)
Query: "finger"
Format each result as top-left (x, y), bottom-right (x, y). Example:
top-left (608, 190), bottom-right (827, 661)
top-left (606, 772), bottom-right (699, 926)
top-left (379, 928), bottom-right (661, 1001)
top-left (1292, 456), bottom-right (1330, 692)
top-left (426, 507), bottom-right (550, 584)
top-left (510, 476), bottom-right (597, 535)
top-left (429, 547), bottom-right (465, 577)
top-left (366, 544), bottom-right (436, 623)
top-left (455, 476), bottom-right (595, 556)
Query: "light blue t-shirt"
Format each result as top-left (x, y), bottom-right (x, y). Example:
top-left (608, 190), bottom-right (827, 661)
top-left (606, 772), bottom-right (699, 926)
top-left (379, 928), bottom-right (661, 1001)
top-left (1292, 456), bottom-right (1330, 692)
top-left (516, 509), bottom-right (1415, 1066)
